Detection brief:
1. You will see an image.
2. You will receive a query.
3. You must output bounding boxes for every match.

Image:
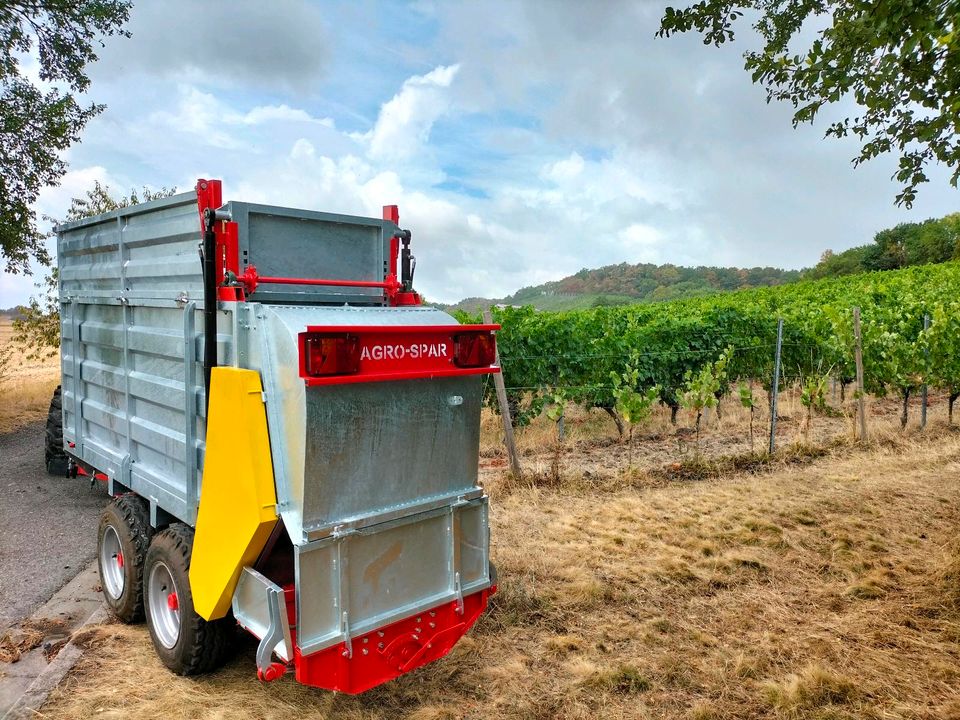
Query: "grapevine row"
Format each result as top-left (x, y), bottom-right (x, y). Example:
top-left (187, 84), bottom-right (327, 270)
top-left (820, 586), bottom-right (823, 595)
top-left (458, 262), bottom-right (960, 427)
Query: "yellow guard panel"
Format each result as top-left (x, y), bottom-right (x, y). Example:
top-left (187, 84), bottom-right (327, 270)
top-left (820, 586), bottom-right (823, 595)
top-left (190, 367), bottom-right (278, 620)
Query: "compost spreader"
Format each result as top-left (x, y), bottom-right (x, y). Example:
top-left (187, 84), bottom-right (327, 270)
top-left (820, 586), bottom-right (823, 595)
top-left (46, 180), bottom-right (498, 692)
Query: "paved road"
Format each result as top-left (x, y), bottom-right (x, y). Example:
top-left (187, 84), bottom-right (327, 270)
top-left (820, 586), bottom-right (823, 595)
top-left (0, 422), bottom-right (109, 631)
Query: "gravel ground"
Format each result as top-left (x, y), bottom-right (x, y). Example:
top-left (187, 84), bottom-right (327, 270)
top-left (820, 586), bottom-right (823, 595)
top-left (0, 422), bottom-right (108, 631)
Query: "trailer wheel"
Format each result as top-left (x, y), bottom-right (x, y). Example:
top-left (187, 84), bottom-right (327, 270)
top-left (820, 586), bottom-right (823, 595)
top-left (98, 495), bottom-right (151, 623)
top-left (144, 524), bottom-right (233, 675)
top-left (44, 386), bottom-right (69, 476)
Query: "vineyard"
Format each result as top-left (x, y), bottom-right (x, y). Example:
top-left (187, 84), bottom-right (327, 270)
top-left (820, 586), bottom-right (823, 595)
top-left (461, 262), bottom-right (960, 441)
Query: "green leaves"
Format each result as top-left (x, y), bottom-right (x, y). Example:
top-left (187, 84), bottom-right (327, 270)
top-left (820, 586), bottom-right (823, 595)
top-left (680, 346), bottom-right (732, 415)
top-left (491, 262), bottom-right (960, 432)
top-left (799, 370), bottom-right (830, 411)
top-left (1, 1), bottom-right (130, 273)
top-left (611, 365), bottom-right (660, 426)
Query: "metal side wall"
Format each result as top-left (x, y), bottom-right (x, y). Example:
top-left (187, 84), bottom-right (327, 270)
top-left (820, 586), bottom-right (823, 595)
top-left (58, 192), bottom-right (234, 526)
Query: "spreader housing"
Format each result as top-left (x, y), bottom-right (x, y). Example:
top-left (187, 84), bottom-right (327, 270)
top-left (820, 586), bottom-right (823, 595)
top-left (54, 180), bottom-right (497, 692)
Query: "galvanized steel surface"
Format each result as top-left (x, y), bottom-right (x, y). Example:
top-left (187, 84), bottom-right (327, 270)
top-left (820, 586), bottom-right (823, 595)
top-left (58, 192), bottom-right (231, 525)
top-left (225, 201), bottom-right (399, 305)
top-left (295, 498), bottom-right (490, 655)
top-left (246, 303), bottom-right (470, 544)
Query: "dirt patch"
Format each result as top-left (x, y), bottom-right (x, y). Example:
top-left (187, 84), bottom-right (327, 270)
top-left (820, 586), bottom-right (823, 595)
top-left (0, 319), bottom-right (59, 434)
top-left (0, 618), bottom-right (68, 664)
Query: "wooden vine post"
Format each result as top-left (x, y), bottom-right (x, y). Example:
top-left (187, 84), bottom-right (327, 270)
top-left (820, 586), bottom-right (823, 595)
top-left (853, 306), bottom-right (868, 441)
top-left (483, 310), bottom-right (523, 478)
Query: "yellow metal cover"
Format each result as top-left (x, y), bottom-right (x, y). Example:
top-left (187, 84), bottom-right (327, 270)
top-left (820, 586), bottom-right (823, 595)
top-left (189, 367), bottom-right (278, 620)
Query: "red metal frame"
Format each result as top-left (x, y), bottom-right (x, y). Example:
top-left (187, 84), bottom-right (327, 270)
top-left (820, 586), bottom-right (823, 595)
top-left (75, 465), bottom-right (108, 483)
top-left (298, 324), bottom-right (500, 386)
top-left (291, 588), bottom-right (493, 694)
top-left (195, 180), bottom-right (420, 306)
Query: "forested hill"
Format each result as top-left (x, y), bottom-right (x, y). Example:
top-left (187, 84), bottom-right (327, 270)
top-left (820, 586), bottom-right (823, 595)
top-left (450, 211), bottom-right (960, 312)
top-left (452, 263), bottom-right (801, 312)
top-left (807, 213), bottom-right (960, 279)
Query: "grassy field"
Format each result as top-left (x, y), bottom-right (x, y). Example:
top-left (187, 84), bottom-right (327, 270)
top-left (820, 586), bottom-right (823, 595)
top-left (0, 318), bottom-right (59, 433)
top-left (40, 402), bottom-right (960, 719)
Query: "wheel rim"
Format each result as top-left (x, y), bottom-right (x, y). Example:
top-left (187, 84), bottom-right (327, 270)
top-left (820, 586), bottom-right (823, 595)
top-left (148, 561), bottom-right (181, 649)
top-left (100, 525), bottom-right (125, 600)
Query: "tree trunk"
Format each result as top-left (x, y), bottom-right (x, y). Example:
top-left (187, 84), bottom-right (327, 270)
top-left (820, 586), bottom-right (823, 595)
top-left (900, 387), bottom-right (910, 429)
top-left (602, 406), bottom-right (625, 439)
top-left (749, 407), bottom-right (754, 452)
top-left (840, 382), bottom-right (846, 403)
top-left (950, 391), bottom-right (959, 425)
top-left (670, 403), bottom-right (679, 426)
top-left (714, 390), bottom-right (723, 419)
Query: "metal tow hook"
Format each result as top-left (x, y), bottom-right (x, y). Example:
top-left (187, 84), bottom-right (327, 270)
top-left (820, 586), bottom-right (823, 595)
top-left (257, 662), bottom-right (288, 682)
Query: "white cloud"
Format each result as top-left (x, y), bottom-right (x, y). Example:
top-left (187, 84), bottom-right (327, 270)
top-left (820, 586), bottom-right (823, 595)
top-left (228, 105), bottom-right (334, 127)
top-left (541, 152), bottom-right (585, 183)
top-left (357, 64), bottom-right (460, 163)
top-left (149, 86), bottom-right (244, 150)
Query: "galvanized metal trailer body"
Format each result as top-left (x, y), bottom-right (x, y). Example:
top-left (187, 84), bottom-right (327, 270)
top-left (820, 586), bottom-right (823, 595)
top-left (56, 182), bottom-right (497, 692)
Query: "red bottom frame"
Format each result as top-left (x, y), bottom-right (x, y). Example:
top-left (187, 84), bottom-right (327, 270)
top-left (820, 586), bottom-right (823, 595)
top-left (287, 587), bottom-right (493, 694)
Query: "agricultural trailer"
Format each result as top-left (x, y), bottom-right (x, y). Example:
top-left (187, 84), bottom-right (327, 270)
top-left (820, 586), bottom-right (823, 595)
top-left (44, 179), bottom-right (499, 692)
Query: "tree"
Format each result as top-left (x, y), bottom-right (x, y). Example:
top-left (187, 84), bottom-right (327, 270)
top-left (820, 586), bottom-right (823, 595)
top-left (13, 183), bottom-right (177, 356)
top-left (1, 1), bottom-right (131, 273)
top-left (658, 1), bottom-right (960, 206)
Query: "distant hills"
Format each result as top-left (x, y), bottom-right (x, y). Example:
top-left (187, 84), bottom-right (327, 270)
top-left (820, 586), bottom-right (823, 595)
top-left (450, 263), bottom-right (801, 312)
top-left (448, 212), bottom-right (960, 313)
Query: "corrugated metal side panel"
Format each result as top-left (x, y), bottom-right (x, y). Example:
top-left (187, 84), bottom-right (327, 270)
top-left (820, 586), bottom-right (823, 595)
top-left (61, 300), bottom-right (233, 524)
top-left (59, 192), bottom-right (203, 303)
top-left (58, 192), bottom-right (232, 525)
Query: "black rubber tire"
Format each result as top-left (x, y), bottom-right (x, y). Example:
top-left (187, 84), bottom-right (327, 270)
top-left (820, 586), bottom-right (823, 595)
top-left (144, 524), bottom-right (233, 675)
top-left (44, 385), bottom-right (69, 476)
top-left (97, 495), bottom-right (152, 623)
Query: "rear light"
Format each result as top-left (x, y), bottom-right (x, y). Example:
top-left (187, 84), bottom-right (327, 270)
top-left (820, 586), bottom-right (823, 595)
top-left (303, 333), bottom-right (360, 376)
top-left (453, 331), bottom-right (496, 368)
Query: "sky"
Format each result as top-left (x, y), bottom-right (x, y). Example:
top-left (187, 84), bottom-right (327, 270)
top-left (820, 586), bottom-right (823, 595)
top-left (2, 0), bottom-right (958, 307)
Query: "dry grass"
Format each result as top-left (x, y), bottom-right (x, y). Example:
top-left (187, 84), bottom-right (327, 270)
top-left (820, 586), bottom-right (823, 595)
top-left (0, 318), bottom-right (59, 433)
top-left (42, 424), bottom-right (960, 719)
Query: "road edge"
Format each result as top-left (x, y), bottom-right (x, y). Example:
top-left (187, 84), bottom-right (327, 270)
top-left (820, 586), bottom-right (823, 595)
top-left (1, 563), bottom-right (106, 720)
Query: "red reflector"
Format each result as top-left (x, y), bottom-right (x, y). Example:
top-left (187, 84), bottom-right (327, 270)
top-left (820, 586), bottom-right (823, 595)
top-left (303, 334), bottom-right (360, 376)
top-left (453, 332), bottom-right (496, 368)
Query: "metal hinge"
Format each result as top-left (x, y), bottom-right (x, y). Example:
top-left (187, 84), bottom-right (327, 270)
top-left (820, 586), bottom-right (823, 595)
top-left (453, 572), bottom-right (464, 616)
top-left (340, 611), bottom-right (353, 658)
